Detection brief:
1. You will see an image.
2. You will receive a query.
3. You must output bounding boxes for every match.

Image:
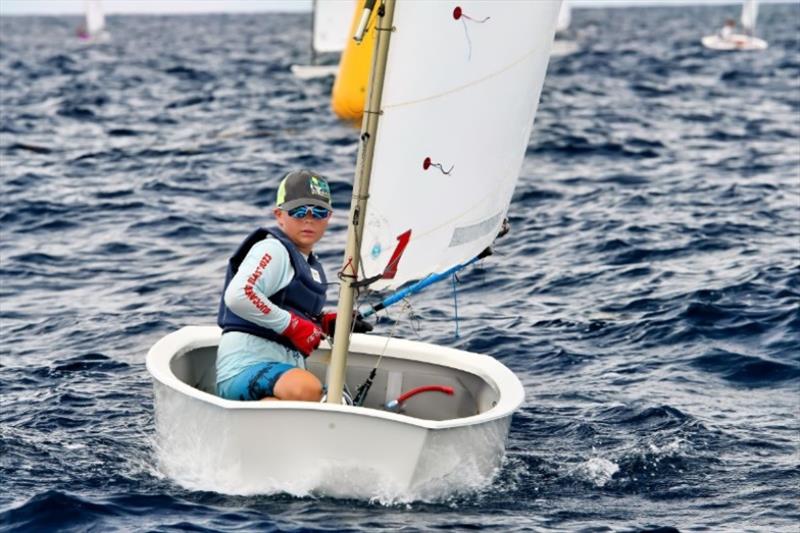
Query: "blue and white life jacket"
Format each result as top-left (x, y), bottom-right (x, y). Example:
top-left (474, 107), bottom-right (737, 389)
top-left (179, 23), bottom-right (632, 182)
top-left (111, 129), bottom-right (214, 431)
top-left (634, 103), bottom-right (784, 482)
top-left (216, 227), bottom-right (327, 350)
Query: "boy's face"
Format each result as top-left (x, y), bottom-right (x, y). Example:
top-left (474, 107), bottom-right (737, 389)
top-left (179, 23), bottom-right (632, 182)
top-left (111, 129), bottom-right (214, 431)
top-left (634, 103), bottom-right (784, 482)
top-left (274, 207), bottom-right (332, 254)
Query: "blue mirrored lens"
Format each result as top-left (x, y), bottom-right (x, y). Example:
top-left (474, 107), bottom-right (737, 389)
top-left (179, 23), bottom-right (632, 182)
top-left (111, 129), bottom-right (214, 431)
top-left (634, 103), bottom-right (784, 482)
top-left (288, 206), bottom-right (330, 219)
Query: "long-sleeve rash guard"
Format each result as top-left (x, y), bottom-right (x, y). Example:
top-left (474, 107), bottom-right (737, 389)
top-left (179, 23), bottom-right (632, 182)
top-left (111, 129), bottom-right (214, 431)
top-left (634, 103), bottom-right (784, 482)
top-left (216, 237), bottom-right (308, 387)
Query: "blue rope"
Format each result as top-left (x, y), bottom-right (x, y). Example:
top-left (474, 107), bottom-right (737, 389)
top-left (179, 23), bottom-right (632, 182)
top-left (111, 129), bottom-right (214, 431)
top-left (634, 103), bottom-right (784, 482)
top-left (452, 273), bottom-right (460, 339)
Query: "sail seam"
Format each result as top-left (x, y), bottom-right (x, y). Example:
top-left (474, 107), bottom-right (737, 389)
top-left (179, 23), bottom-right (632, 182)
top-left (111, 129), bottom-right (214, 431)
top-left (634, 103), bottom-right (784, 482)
top-left (382, 45), bottom-right (543, 110)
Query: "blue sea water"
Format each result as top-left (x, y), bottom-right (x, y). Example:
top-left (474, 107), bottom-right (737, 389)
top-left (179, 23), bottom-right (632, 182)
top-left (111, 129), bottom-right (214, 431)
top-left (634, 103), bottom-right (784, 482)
top-left (1, 4), bottom-right (799, 532)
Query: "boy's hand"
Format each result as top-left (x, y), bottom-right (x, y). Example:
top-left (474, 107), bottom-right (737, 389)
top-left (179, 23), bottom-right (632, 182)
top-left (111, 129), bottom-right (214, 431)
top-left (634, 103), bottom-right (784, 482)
top-left (320, 312), bottom-right (373, 338)
top-left (282, 312), bottom-right (323, 356)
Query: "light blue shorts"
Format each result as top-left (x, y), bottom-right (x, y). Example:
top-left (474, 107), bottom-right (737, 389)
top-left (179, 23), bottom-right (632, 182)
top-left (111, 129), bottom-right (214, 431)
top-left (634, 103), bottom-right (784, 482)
top-left (216, 361), bottom-right (295, 401)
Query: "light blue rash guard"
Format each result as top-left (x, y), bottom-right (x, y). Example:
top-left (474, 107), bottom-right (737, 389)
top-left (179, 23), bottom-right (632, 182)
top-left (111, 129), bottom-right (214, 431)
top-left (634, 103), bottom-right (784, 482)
top-left (216, 236), bottom-right (315, 389)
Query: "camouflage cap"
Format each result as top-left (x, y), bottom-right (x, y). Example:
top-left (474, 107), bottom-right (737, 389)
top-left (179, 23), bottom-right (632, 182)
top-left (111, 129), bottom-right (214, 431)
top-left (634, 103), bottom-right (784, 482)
top-left (276, 169), bottom-right (332, 210)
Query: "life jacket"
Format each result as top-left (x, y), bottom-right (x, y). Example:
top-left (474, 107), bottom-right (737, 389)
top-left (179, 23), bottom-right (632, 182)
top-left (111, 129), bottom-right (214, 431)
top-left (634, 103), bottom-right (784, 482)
top-left (216, 227), bottom-right (328, 350)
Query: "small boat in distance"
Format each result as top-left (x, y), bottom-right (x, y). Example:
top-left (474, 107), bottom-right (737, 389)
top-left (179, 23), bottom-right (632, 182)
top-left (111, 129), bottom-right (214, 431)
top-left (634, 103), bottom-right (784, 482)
top-left (701, 0), bottom-right (767, 51)
top-left (551, 1), bottom-right (579, 58)
top-left (290, 0), bottom-right (355, 79)
top-left (76, 0), bottom-right (110, 43)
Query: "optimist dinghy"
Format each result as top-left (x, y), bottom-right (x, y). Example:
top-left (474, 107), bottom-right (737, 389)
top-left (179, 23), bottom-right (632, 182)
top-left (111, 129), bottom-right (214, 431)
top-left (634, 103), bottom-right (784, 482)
top-left (551, 1), bottom-right (579, 58)
top-left (702, 0), bottom-right (768, 51)
top-left (147, 0), bottom-right (561, 500)
top-left (77, 0), bottom-right (110, 43)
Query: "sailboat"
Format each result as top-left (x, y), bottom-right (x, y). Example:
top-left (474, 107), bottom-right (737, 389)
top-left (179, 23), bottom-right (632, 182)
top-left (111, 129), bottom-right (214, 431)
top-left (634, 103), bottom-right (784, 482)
top-left (147, 0), bottom-right (561, 500)
top-left (551, 0), bottom-right (579, 58)
top-left (290, 0), bottom-right (356, 80)
top-left (76, 0), bottom-right (110, 43)
top-left (701, 0), bottom-right (768, 51)
top-left (556, 0), bottom-right (571, 33)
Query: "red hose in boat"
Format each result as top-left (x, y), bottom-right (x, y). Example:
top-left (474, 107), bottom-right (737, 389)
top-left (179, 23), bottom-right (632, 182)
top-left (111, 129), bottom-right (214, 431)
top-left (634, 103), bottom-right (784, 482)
top-left (396, 385), bottom-right (454, 404)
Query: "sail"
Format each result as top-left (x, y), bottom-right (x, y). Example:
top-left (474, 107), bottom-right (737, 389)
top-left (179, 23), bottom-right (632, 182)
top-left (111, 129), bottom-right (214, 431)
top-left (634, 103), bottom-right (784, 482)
top-left (312, 0), bottom-right (355, 54)
top-left (740, 0), bottom-right (758, 33)
top-left (85, 0), bottom-right (105, 36)
top-left (358, 1), bottom-right (561, 290)
top-left (556, 1), bottom-right (571, 33)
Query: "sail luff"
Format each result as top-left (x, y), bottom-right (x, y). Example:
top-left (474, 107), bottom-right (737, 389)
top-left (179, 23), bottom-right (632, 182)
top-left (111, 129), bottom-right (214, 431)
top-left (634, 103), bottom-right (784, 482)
top-left (326, 0), bottom-right (397, 404)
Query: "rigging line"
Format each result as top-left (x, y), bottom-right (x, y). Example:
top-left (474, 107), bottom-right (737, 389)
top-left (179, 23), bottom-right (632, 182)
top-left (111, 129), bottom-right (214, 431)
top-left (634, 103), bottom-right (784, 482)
top-left (381, 45), bottom-right (543, 110)
top-left (375, 300), bottom-right (411, 368)
top-left (452, 273), bottom-right (460, 339)
top-left (351, 299), bottom-right (411, 406)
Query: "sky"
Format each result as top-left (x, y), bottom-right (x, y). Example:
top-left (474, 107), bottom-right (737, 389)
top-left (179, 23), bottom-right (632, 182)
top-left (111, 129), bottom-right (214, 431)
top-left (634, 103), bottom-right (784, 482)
top-left (0, 0), bottom-right (794, 16)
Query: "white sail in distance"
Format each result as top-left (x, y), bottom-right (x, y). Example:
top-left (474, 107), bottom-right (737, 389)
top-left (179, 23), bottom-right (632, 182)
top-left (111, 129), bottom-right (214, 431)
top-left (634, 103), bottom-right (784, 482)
top-left (556, 0), bottom-right (571, 33)
top-left (740, 0), bottom-right (758, 33)
top-left (358, 1), bottom-right (561, 291)
top-left (85, 0), bottom-right (105, 36)
top-left (312, 0), bottom-right (355, 54)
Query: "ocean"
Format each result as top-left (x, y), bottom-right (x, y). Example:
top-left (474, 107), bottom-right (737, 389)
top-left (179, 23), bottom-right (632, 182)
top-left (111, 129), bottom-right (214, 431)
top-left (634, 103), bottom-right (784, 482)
top-left (1, 3), bottom-right (798, 532)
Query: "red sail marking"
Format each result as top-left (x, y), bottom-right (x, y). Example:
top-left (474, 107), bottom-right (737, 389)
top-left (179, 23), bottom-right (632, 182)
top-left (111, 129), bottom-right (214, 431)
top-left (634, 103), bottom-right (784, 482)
top-left (381, 230), bottom-right (411, 280)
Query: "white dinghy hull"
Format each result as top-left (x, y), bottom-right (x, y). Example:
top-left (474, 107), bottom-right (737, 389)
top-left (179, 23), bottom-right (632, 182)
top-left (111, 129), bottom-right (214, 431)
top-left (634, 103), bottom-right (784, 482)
top-left (289, 64), bottom-right (340, 80)
top-left (147, 326), bottom-right (524, 500)
top-left (701, 34), bottom-right (768, 51)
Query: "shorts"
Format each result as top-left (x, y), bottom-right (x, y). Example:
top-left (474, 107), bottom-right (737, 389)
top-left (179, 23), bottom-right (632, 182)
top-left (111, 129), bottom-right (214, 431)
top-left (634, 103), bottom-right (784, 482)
top-left (216, 361), bottom-right (295, 401)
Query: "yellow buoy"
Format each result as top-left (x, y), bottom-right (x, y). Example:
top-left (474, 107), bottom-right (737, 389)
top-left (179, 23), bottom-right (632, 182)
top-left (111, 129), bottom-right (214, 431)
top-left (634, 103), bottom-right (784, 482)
top-left (331, 3), bottom-right (377, 122)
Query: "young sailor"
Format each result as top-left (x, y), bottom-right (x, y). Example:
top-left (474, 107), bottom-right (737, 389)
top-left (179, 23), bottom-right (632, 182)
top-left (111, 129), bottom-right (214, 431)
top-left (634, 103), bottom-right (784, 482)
top-left (719, 18), bottom-right (736, 41)
top-left (216, 169), bottom-right (369, 402)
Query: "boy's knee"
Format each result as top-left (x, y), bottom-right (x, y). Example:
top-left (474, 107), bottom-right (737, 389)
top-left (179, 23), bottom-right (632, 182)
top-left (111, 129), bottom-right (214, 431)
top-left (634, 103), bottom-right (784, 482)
top-left (275, 370), bottom-right (322, 401)
top-left (286, 380), bottom-right (322, 401)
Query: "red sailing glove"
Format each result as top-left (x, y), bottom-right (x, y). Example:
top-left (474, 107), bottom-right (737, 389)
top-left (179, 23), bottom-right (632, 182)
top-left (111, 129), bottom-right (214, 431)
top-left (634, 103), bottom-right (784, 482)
top-left (281, 312), bottom-right (323, 357)
top-left (320, 312), bottom-right (374, 338)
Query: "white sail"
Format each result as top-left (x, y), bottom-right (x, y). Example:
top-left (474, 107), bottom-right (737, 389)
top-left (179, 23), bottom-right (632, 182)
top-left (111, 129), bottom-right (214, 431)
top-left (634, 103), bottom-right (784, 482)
top-left (358, 1), bottom-right (561, 290)
top-left (85, 0), bottom-right (105, 36)
top-left (312, 0), bottom-right (356, 54)
top-left (556, 0), bottom-right (571, 33)
top-left (740, 0), bottom-right (758, 33)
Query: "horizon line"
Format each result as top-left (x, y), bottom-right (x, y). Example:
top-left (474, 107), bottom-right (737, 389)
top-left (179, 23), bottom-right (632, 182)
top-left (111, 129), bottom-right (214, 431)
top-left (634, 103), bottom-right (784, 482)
top-left (1, 0), bottom-right (796, 17)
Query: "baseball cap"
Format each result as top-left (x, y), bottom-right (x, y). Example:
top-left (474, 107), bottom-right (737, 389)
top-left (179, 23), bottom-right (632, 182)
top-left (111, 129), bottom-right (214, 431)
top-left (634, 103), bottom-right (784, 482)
top-left (276, 169), bottom-right (332, 210)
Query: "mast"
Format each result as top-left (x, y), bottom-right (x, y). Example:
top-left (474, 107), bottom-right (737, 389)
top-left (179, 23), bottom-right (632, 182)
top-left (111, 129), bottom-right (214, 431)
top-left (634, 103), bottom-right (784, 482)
top-left (326, 0), bottom-right (396, 404)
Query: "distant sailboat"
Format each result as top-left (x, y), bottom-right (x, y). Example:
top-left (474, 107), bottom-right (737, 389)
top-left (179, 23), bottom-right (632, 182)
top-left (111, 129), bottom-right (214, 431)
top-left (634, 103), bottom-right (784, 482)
top-left (290, 0), bottom-right (355, 80)
top-left (148, 0), bottom-right (561, 500)
top-left (76, 0), bottom-right (110, 43)
top-left (551, 0), bottom-right (579, 58)
top-left (701, 0), bottom-right (767, 51)
top-left (556, 0), bottom-right (571, 33)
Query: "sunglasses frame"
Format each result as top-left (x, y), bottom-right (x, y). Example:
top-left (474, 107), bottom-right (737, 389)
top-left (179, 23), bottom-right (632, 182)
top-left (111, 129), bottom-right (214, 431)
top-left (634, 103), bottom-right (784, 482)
top-left (286, 205), bottom-right (331, 220)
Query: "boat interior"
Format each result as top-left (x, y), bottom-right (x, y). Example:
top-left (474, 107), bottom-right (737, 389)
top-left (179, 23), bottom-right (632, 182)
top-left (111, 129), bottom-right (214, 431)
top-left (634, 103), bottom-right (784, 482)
top-left (169, 345), bottom-right (501, 420)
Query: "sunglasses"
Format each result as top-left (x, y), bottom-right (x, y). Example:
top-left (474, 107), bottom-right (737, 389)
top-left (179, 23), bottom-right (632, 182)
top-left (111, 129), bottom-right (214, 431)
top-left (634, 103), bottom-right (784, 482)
top-left (286, 205), bottom-right (331, 219)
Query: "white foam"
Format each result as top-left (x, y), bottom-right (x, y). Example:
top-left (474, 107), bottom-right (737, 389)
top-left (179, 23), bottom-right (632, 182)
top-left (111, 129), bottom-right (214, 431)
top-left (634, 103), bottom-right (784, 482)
top-left (573, 457), bottom-right (619, 487)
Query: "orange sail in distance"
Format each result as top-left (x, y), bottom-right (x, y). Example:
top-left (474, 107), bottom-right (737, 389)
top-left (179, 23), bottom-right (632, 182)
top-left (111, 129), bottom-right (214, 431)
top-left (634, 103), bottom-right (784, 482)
top-left (331, 2), bottom-right (377, 122)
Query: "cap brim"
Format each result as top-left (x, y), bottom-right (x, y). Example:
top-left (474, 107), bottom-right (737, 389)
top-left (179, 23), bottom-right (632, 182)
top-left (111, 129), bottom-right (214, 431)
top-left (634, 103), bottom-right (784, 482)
top-left (279, 198), bottom-right (332, 210)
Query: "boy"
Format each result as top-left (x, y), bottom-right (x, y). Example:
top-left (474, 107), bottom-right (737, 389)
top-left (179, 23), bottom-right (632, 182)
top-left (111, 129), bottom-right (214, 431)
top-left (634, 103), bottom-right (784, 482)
top-left (216, 170), bottom-right (340, 401)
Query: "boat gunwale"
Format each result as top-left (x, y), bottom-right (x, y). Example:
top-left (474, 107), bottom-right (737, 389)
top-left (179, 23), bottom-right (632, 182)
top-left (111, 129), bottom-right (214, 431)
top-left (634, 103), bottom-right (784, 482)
top-left (147, 326), bottom-right (525, 430)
